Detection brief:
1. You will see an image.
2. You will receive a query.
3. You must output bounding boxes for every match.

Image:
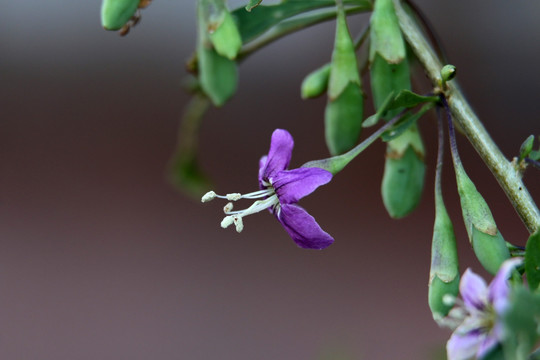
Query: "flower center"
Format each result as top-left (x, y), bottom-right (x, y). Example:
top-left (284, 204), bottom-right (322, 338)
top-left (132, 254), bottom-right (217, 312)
top-left (201, 186), bottom-right (280, 232)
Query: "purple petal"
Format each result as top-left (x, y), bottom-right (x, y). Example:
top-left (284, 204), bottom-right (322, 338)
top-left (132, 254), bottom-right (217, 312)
top-left (447, 330), bottom-right (485, 360)
top-left (272, 167), bottom-right (332, 204)
top-left (277, 204), bottom-right (334, 249)
top-left (460, 269), bottom-right (488, 311)
top-left (259, 129), bottom-right (294, 181)
top-left (258, 155), bottom-right (268, 188)
top-left (476, 332), bottom-right (500, 359)
top-left (488, 257), bottom-right (522, 314)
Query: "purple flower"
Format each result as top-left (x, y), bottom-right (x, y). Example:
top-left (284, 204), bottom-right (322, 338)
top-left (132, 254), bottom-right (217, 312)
top-left (202, 129), bottom-right (334, 249)
top-left (441, 258), bottom-right (522, 360)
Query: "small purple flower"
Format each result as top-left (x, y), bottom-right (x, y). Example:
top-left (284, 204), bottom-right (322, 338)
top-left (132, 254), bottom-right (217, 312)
top-left (441, 258), bottom-right (522, 360)
top-left (202, 129), bottom-right (334, 249)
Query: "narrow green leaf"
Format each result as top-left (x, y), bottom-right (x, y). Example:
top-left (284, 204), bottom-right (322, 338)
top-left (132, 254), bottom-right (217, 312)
top-left (245, 0), bottom-right (262, 12)
top-left (233, 1), bottom-right (373, 44)
top-left (362, 91), bottom-right (395, 128)
top-left (325, 82), bottom-right (364, 155)
top-left (525, 231), bottom-right (540, 291)
top-left (381, 103), bottom-right (433, 142)
top-left (388, 90), bottom-right (439, 110)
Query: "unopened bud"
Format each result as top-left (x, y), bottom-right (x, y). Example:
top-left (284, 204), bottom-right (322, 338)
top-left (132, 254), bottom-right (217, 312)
top-left (441, 65), bottom-right (457, 83)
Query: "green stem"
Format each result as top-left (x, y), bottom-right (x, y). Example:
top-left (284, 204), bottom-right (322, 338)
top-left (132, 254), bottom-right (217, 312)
top-left (239, 5), bottom-right (370, 60)
top-left (393, 0), bottom-right (540, 234)
top-left (302, 113), bottom-right (401, 174)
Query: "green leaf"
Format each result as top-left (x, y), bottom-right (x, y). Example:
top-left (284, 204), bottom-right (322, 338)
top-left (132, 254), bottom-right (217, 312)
top-left (362, 92), bottom-right (395, 128)
top-left (502, 287), bottom-right (540, 360)
top-left (369, 0), bottom-right (405, 63)
top-left (245, 0), bottom-right (262, 12)
top-left (233, 1), bottom-right (371, 44)
top-left (327, 6), bottom-right (361, 100)
top-left (525, 231), bottom-right (540, 291)
top-left (325, 82), bottom-right (364, 155)
top-left (381, 103), bottom-right (433, 142)
top-left (101, 0), bottom-right (139, 30)
top-left (381, 137), bottom-right (426, 218)
top-left (520, 135), bottom-right (535, 161)
top-left (388, 90), bottom-right (439, 110)
top-left (530, 150), bottom-right (540, 161)
top-left (301, 64), bottom-right (331, 99)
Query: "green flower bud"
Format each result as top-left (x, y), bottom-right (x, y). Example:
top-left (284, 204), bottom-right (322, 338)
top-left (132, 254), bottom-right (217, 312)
top-left (325, 4), bottom-right (363, 155)
top-left (208, 9), bottom-right (242, 60)
top-left (325, 82), bottom-right (364, 155)
top-left (301, 64), bottom-right (331, 99)
top-left (429, 155), bottom-right (459, 320)
top-left (196, 0), bottom-right (238, 106)
top-left (429, 276), bottom-right (459, 321)
top-left (454, 164), bottom-right (510, 274)
top-left (101, 0), bottom-right (139, 31)
top-left (519, 134), bottom-right (535, 161)
top-left (441, 64), bottom-right (457, 83)
top-left (381, 126), bottom-right (425, 218)
top-left (369, 0), bottom-right (406, 64)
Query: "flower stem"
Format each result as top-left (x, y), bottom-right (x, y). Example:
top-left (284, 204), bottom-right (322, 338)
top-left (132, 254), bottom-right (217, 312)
top-left (302, 113), bottom-right (401, 174)
top-left (394, 0), bottom-right (540, 234)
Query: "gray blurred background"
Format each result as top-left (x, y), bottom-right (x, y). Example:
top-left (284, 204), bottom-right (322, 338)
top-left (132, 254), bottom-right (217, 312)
top-left (1, 1), bottom-right (540, 359)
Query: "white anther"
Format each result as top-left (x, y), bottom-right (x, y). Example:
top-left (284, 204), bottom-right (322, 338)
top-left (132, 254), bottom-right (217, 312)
top-left (226, 193), bottom-right (242, 201)
top-left (223, 202), bottom-right (234, 213)
top-left (234, 217), bottom-right (244, 233)
top-left (221, 216), bottom-right (234, 228)
top-left (201, 191), bottom-right (217, 203)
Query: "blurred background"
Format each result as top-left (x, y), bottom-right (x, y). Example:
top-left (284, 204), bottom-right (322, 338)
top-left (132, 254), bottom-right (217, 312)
top-left (1, 1), bottom-right (540, 359)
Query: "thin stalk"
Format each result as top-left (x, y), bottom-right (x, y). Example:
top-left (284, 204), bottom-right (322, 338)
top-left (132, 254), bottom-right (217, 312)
top-left (394, 0), bottom-right (540, 234)
top-left (239, 6), bottom-right (369, 60)
top-left (302, 113), bottom-right (402, 174)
